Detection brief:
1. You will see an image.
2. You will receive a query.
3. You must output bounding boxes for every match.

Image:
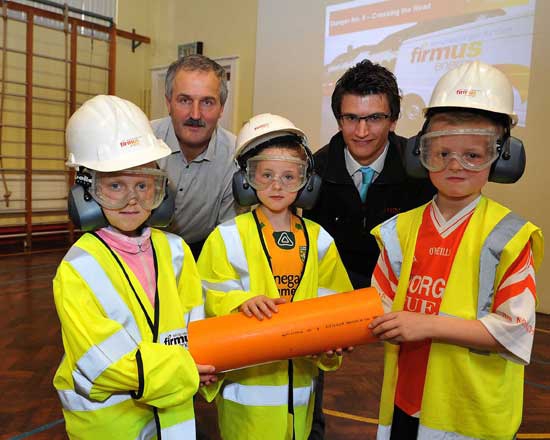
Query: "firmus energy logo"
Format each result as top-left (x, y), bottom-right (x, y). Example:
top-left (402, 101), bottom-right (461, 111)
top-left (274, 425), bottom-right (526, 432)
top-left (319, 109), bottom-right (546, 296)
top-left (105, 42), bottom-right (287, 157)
top-left (162, 330), bottom-right (189, 348)
top-left (410, 41), bottom-right (481, 64)
top-left (455, 89), bottom-right (481, 97)
top-left (120, 137), bottom-right (141, 148)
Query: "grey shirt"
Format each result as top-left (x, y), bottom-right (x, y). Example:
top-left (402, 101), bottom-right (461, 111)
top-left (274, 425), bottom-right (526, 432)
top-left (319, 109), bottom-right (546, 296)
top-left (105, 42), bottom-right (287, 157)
top-left (152, 116), bottom-right (239, 244)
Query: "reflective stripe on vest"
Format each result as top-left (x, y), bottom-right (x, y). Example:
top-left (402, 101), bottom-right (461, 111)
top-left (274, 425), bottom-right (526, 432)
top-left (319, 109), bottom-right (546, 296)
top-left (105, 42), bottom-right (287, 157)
top-left (377, 423), bottom-right (480, 440)
top-left (477, 212), bottom-right (527, 319)
top-left (164, 232), bottom-right (184, 284)
top-left (185, 303), bottom-right (205, 323)
top-left (317, 227), bottom-right (333, 261)
top-left (222, 380), bottom-right (315, 407)
top-left (136, 418), bottom-right (196, 440)
top-left (203, 278), bottom-right (244, 293)
top-left (137, 419), bottom-right (156, 440)
top-left (73, 328), bottom-right (138, 397)
top-left (58, 389), bottom-right (131, 411)
top-left (164, 232), bottom-right (206, 323)
top-left (379, 217), bottom-right (403, 279)
top-left (318, 287), bottom-right (336, 297)
top-left (65, 246), bottom-right (143, 397)
top-left (65, 246), bottom-right (142, 343)
top-left (318, 227), bottom-right (339, 296)
top-left (161, 419), bottom-right (196, 439)
top-left (418, 424), bottom-right (479, 440)
top-left (218, 219), bottom-right (251, 291)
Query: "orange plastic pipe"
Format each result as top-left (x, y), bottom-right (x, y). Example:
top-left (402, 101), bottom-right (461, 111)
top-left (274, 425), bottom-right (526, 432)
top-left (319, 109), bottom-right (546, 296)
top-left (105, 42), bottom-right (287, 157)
top-left (188, 287), bottom-right (383, 372)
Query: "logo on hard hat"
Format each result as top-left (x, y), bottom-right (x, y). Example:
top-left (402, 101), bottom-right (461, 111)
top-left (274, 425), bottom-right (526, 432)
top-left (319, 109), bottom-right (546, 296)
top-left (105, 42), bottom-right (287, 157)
top-left (120, 136), bottom-right (141, 148)
top-left (455, 89), bottom-right (481, 97)
top-left (254, 123), bottom-right (269, 131)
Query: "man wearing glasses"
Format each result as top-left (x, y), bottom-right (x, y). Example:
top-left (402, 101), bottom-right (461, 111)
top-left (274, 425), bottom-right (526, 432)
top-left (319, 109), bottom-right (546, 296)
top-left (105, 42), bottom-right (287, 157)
top-left (305, 59), bottom-right (435, 290)
top-left (304, 58), bottom-right (435, 440)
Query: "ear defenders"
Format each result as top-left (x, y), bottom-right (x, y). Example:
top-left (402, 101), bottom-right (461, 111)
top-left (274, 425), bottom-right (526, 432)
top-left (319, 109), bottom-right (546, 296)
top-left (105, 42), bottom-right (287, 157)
top-left (232, 138), bottom-right (322, 210)
top-left (68, 170), bottom-right (175, 231)
top-left (404, 123), bottom-right (526, 184)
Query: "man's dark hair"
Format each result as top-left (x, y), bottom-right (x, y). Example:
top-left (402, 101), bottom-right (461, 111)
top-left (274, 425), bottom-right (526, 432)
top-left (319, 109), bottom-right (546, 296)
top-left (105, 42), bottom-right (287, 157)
top-left (331, 59), bottom-right (401, 121)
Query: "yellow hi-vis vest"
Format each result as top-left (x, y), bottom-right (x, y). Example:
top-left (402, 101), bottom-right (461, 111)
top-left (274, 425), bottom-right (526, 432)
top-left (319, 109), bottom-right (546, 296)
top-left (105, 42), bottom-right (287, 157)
top-left (197, 212), bottom-right (353, 440)
top-left (372, 196), bottom-right (543, 440)
top-left (53, 230), bottom-right (204, 440)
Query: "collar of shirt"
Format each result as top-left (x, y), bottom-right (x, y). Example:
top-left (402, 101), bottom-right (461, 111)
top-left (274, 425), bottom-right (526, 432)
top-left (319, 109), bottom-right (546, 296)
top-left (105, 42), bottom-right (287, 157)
top-left (345, 141), bottom-right (389, 190)
top-left (97, 226), bottom-right (152, 255)
top-left (165, 121), bottom-right (220, 166)
top-left (431, 194), bottom-right (481, 227)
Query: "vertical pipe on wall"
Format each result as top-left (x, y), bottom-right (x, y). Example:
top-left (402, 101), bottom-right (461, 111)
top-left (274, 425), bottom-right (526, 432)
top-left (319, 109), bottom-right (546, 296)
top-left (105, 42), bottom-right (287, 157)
top-left (108, 24), bottom-right (116, 94)
top-left (68, 17), bottom-right (78, 242)
top-left (25, 11), bottom-right (33, 250)
top-left (69, 19), bottom-right (77, 116)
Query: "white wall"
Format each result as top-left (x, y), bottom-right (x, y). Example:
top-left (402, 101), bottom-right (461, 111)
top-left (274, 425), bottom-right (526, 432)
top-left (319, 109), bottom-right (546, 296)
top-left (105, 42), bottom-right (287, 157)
top-left (254, 0), bottom-right (550, 313)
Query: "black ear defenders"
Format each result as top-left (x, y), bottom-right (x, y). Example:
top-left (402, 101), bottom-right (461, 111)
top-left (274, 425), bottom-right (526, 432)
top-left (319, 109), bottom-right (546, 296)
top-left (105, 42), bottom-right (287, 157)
top-left (403, 132), bottom-right (429, 180)
top-left (232, 137), bottom-right (322, 209)
top-left (403, 121), bottom-right (526, 184)
top-left (232, 170), bottom-right (259, 207)
top-left (489, 136), bottom-right (526, 183)
top-left (68, 170), bottom-right (175, 231)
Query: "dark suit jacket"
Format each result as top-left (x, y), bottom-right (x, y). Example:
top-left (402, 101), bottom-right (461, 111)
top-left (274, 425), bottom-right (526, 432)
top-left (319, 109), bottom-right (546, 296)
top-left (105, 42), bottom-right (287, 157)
top-left (303, 131), bottom-right (436, 288)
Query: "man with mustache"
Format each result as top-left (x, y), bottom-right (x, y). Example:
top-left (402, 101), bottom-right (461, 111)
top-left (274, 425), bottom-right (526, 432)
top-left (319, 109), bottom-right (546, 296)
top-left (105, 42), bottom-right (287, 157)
top-left (152, 55), bottom-right (239, 258)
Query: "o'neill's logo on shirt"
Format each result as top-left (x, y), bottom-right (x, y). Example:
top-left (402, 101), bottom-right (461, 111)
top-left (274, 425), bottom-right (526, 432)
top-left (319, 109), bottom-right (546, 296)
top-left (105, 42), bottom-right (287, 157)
top-left (273, 231), bottom-right (295, 249)
top-left (120, 136), bottom-right (141, 148)
top-left (160, 329), bottom-right (189, 348)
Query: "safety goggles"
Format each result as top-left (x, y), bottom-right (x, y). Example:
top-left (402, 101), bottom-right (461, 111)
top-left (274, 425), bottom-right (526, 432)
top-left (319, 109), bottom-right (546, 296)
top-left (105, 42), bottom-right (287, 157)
top-left (90, 168), bottom-right (167, 210)
top-left (246, 154), bottom-right (308, 192)
top-left (419, 128), bottom-right (500, 172)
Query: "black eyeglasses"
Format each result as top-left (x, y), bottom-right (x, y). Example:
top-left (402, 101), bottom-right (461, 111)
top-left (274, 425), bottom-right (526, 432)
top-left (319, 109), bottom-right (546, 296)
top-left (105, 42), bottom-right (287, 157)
top-left (339, 113), bottom-right (391, 127)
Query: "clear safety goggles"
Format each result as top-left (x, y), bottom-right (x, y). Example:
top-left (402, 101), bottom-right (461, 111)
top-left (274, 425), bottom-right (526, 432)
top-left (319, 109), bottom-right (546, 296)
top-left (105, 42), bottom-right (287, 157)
top-left (246, 154), bottom-right (308, 192)
top-left (419, 128), bottom-right (500, 172)
top-left (90, 168), bottom-right (167, 210)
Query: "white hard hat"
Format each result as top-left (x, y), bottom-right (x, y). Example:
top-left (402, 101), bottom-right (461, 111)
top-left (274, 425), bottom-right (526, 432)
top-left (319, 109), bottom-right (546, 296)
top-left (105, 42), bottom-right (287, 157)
top-left (235, 113), bottom-right (307, 160)
top-left (425, 61), bottom-right (518, 126)
top-left (65, 95), bottom-right (172, 172)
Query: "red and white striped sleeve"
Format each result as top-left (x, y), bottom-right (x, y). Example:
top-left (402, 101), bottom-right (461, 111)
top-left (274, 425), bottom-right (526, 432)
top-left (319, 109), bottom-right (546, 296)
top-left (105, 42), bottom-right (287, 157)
top-left (371, 248), bottom-right (398, 313)
top-left (480, 242), bottom-right (536, 364)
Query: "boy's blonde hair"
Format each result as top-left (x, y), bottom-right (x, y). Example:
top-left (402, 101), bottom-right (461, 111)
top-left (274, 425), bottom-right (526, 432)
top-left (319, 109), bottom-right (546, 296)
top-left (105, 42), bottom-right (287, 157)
top-left (426, 109), bottom-right (507, 138)
top-left (243, 135), bottom-right (308, 164)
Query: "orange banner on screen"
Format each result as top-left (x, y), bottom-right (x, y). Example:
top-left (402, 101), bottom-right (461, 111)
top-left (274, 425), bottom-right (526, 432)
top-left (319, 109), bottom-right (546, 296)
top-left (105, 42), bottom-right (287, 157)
top-left (188, 288), bottom-right (383, 372)
top-left (328, 0), bottom-right (529, 36)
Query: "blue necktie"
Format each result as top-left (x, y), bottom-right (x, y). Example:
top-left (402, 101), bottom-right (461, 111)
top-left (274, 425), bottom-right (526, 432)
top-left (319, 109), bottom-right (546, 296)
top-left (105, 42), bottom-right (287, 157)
top-left (359, 166), bottom-right (375, 202)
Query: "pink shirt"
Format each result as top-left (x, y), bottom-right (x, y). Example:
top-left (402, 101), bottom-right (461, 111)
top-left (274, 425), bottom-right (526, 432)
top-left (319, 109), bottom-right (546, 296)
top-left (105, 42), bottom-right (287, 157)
top-left (97, 227), bottom-right (157, 306)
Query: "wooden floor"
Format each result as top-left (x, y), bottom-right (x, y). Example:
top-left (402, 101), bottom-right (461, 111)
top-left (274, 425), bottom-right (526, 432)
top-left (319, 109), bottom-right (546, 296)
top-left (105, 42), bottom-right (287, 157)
top-left (1, 249), bottom-right (549, 440)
